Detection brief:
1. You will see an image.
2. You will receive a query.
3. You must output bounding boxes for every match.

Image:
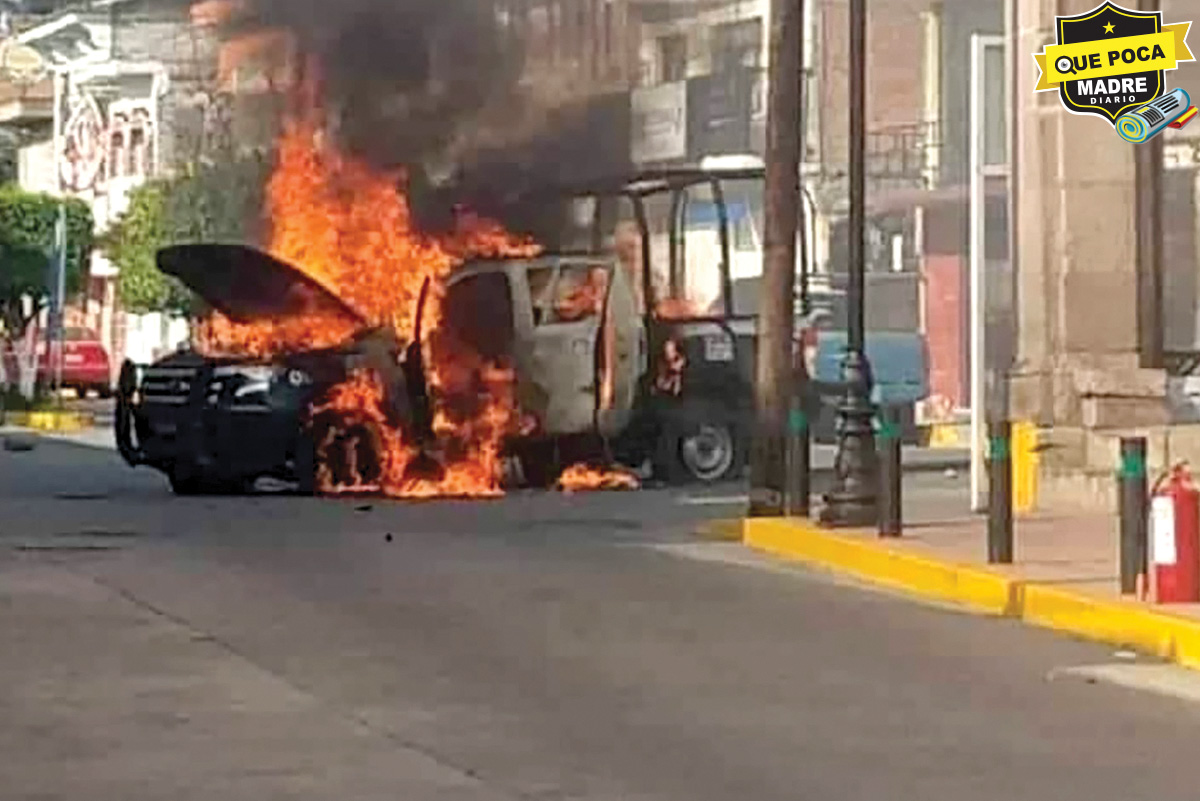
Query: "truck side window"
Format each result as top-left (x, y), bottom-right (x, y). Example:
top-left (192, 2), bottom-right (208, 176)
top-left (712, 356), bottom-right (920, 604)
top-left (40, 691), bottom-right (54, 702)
top-left (548, 264), bottom-right (608, 324)
top-left (443, 273), bottom-right (515, 363)
top-left (527, 267), bottom-right (555, 326)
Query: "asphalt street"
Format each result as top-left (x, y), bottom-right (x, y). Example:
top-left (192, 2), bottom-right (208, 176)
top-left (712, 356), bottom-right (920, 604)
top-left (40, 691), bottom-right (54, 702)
top-left (5, 439), bottom-right (1200, 800)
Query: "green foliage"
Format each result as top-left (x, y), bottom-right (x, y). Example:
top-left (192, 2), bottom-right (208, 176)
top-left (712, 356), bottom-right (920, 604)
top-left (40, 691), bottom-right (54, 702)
top-left (105, 181), bottom-right (192, 316)
top-left (164, 151), bottom-right (272, 245)
top-left (103, 151), bottom-right (273, 316)
top-left (0, 186), bottom-right (93, 341)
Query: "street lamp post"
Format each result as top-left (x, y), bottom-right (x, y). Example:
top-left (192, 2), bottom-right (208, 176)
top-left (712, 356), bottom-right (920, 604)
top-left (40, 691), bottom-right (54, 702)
top-left (820, 0), bottom-right (879, 527)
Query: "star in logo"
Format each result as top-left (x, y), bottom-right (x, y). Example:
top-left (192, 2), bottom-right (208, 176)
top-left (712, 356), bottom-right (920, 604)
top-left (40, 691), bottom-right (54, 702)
top-left (1104, 21), bottom-right (1115, 33)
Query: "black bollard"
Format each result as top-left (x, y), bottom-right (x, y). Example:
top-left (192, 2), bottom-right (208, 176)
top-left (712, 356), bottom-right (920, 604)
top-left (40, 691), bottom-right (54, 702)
top-left (787, 402), bottom-right (811, 518)
top-left (878, 406), bottom-right (902, 537)
top-left (987, 421), bottom-right (1014, 564)
top-left (1118, 437), bottom-right (1148, 595)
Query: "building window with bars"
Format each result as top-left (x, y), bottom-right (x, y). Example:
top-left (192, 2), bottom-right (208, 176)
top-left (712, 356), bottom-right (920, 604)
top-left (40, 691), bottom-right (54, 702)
top-left (711, 18), bottom-right (762, 73)
top-left (658, 34), bottom-right (686, 83)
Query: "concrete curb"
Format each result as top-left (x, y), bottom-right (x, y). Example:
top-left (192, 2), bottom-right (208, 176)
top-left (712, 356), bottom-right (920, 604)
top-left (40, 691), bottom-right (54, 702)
top-left (744, 519), bottom-right (1015, 616)
top-left (1, 411), bottom-right (95, 432)
top-left (738, 518), bottom-right (1200, 671)
top-left (694, 519), bottom-right (742, 542)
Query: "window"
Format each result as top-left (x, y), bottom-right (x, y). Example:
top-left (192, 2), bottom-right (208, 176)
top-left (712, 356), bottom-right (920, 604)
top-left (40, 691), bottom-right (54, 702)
top-left (712, 18), bottom-right (763, 73)
top-left (529, 263), bottom-right (611, 325)
top-left (109, 130), bottom-right (125, 179)
top-left (603, 1), bottom-right (613, 62)
top-left (129, 127), bottom-right (144, 177)
top-left (722, 178), bottom-right (765, 253)
top-left (658, 34), bottom-right (686, 83)
top-left (673, 183), bottom-right (727, 315)
top-left (443, 272), bottom-right (515, 363)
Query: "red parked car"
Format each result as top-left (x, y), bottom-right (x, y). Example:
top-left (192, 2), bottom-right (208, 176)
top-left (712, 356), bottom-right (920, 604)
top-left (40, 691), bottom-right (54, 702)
top-left (35, 327), bottom-right (113, 398)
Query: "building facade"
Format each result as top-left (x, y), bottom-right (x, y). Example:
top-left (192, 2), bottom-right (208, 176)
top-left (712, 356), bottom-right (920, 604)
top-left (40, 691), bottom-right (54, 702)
top-left (0, 0), bottom-right (210, 377)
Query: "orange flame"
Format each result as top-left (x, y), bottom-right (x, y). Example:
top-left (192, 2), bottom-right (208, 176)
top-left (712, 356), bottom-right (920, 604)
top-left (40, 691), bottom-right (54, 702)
top-left (198, 101), bottom-right (540, 498)
top-left (556, 463), bottom-right (641, 493)
top-left (554, 266), bottom-right (608, 322)
top-left (655, 297), bottom-right (707, 320)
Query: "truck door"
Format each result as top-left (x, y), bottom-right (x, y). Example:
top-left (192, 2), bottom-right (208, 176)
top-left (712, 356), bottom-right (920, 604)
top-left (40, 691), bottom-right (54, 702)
top-left (596, 259), bottom-right (644, 437)
top-left (525, 261), bottom-right (608, 436)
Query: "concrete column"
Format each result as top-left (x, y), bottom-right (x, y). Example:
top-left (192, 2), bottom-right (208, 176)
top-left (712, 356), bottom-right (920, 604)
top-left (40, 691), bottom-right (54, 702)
top-left (1193, 167), bottom-right (1200, 345)
top-left (1009, 0), bottom-right (1168, 512)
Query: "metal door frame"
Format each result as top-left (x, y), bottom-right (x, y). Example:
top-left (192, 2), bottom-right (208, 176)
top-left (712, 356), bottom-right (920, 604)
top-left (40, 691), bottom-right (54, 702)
top-left (969, 33), bottom-right (1010, 512)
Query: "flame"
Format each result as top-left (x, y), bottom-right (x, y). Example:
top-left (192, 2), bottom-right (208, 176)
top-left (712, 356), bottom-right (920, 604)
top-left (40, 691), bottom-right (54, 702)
top-left (654, 338), bottom-right (686, 396)
top-left (310, 363), bottom-right (515, 498)
top-left (556, 463), bottom-right (641, 493)
top-left (197, 99), bottom-right (540, 498)
top-left (655, 297), bottom-right (707, 319)
top-left (554, 266), bottom-right (608, 322)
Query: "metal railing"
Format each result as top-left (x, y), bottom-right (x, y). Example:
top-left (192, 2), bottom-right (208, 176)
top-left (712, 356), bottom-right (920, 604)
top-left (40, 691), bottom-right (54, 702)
top-left (866, 120), bottom-right (941, 183)
top-left (1164, 350), bottom-right (1200, 376)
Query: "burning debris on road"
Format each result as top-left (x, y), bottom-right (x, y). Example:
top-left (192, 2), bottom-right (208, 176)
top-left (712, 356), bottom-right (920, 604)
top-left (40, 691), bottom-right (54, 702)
top-left (556, 463), bottom-right (642, 494)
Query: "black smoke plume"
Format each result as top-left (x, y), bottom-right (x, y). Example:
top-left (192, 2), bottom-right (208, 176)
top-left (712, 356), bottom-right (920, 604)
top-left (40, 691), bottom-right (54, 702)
top-left (223, 0), bottom-right (632, 240)
top-left (225, 0), bottom-right (525, 173)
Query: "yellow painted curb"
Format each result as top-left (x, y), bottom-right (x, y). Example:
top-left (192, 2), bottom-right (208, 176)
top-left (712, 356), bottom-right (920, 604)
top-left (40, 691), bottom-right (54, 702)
top-left (694, 519), bottom-right (742, 542)
top-left (923, 423), bottom-right (967, 448)
top-left (3, 411), bottom-right (93, 432)
top-left (743, 518), bottom-right (1017, 616)
top-left (740, 517), bottom-right (1200, 671)
top-left (1021, 584), bottom-right (1200, 669)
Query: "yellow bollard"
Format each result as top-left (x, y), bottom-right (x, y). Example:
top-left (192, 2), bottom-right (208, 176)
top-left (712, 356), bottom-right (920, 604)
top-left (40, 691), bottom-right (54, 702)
top-left (1011, 422), bottom-right (1039, 514)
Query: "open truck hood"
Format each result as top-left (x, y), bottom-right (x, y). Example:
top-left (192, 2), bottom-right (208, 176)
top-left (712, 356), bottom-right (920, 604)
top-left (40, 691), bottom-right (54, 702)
top-left (156, 244), bottom-right (366, 326)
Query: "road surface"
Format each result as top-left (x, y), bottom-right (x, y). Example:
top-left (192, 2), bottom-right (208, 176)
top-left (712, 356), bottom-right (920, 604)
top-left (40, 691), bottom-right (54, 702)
top-left (3, 439), bottom-right (1199, 800)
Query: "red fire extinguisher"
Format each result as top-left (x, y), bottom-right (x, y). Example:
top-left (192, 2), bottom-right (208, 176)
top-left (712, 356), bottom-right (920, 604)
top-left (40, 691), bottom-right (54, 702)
top-left (1149, 463), bottom-right (1200, 604)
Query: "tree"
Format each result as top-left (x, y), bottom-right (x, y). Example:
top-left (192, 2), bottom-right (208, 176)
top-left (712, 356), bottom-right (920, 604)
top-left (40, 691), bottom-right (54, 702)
top-left (104, 180), bottom-right (193, 316)
top-left (103, 150), bottom-right (272, 316)
top-left (164, 149), bottom-right (271, 245)
top-left (0, 185), bottom-right (93, 342)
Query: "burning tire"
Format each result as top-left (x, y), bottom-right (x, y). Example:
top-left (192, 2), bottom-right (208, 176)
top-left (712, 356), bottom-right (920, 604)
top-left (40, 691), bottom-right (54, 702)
top-left (657, 403), bottom-right (744, 485)
top-left (308, 410), bottom-right (387, 493)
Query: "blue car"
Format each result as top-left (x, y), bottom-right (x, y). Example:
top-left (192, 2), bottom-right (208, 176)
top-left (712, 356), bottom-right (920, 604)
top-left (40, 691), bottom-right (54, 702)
top-left (808, 330), bottom-right (930, 444)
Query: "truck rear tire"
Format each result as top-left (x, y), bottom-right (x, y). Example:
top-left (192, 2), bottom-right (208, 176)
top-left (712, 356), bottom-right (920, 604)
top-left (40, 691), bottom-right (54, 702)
top-left (657, 403), bottom-right (744, 485)
top-left (513, 441), bottom-right (557, 489)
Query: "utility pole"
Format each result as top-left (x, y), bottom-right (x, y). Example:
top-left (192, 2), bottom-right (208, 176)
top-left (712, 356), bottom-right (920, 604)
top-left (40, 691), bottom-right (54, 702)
top-left (821, 0), bottom-right (879, 527)
top-left (789, 19), bottom-right (814, 519)
top-left (51, 202), bottom-right (66, 410)
top-left (749, 0), bottom-right (803, 517)
top-left (1135, 0), bottom-right (1164, 369)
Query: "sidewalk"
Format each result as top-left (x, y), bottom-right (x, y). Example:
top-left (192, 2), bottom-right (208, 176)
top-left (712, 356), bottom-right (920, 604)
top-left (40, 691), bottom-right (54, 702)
top-left (1, 424), bottom-right (114, 450)
top-left (736, 512), bottom-right (1200, 671)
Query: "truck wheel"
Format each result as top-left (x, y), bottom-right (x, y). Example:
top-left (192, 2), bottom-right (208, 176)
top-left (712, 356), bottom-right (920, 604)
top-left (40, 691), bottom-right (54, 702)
top-left (295, 433), bottom-right (319, 496)
top-left (658, 404), bottom-right (743, 485)
top-left (514, 441), bottom-right (557, 489)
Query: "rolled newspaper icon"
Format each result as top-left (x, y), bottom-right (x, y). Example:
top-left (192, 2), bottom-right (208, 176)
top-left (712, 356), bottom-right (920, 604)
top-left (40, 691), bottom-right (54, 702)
top-left (1117, 88), bottom-right (1192, 144)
